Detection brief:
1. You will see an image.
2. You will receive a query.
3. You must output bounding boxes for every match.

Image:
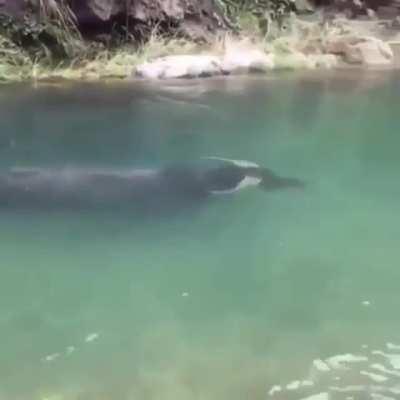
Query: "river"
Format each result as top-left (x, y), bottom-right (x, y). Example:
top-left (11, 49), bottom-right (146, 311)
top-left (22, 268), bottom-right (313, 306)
top-left (1, 71), bottom-right (400, 400)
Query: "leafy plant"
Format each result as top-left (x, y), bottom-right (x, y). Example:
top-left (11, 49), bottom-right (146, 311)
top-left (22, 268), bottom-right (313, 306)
top-left (219, 0), bottom-right (297, 36)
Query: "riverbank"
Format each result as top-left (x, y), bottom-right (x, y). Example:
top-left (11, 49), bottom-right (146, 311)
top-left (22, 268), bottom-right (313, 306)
top-left (1, 10), bottom-right (400, 83)
top-left (132, 19), bottom-right (400, 80)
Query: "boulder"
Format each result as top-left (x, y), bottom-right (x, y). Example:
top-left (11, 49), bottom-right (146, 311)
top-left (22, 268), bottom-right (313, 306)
top-left (311, 54), bottom-right (339, 68)
top-left (221, 48), bottom-right (274, 74)
top-left (325, 35), bottom-right (394, 66)
top-left (272, 51), bottom-right (318, 69)
top-left (0, 0), bottom-right (25, 18)
top-left (135, 48), bottom-right (278, 80)
top-left (135, 55), bottom-right (224, 79)
top-left (69, 0), bottom-right (228, 41)
top-left (0, 0), bottom-right (229, 42)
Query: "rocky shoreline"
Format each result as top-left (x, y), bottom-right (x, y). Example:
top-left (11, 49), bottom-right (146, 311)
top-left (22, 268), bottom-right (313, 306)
top-left (133, 21), bottom-right (399, 80)
top-left (1, 1), bottom-right (400, 83)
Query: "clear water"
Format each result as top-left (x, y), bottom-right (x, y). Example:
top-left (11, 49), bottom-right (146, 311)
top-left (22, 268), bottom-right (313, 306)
top-left (1, 72), bottom-right (400, 400)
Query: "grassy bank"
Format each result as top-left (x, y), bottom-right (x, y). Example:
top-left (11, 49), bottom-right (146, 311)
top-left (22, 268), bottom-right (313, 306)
top-left (0, 25), bottom-right (317, 83)
top-left (0, 32), bottom-right (173, 83)
top-left (1, 2), bottom-right (396, 83)
top-left (0, 0), bottom-right (304, 83)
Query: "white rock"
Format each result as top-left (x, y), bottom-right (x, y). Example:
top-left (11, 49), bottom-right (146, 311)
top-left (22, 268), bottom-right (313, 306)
top-left (325, 36), bottom-right (394, 66)
top-left (135, 55), bottom-right (223, 79)
top-left (221, 49), bottom-right (274, 74)
top-left (135, 61), bottom-right (165, 79)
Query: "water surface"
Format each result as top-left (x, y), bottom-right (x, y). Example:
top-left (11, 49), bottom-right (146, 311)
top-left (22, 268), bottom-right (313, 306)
top-left (1, 71), bottom-right (400, 400)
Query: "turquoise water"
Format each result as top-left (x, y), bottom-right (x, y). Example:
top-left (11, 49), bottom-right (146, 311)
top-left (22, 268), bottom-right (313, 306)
top-left (1, 72), bottom-right (400, 400)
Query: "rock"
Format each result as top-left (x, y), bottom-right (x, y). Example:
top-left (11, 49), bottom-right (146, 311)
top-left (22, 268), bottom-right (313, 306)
top-left (135, 55), bottom-right (224, 79)
top-left (221, 48), bottom-right (274, 74)
top-left (376, 5), bottom-right (400, 19)
top-left (135, 47), bottom-right (277, 80)
top-left (325, 36), bottom-right (394, 66)
top-left (391, 16), bottom-right (400, 29)
top-left (0, 0), bottom-right (25, 18)
top-left (135, 48), bottom-right (277, 80)
top-left (273, 51), bottom-right (317, 69)
top-left (0, 0), bottom-right (229, 42)
top-left (69, 0), bottom-right (228, 41)
top-left (312, 54), bottom-right (339, 68)
top-left (294, 0), bottom-right (315, 14)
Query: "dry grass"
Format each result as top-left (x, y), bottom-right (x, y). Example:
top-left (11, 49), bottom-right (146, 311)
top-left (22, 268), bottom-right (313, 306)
top-left (0, 15), bottom-right (350, 84)
top-left (38, 0), bottom-right (82, 45)
top-left (34, 32), bottom-right (201, 82)
top-left (0, 30), bottom-right (196, 83)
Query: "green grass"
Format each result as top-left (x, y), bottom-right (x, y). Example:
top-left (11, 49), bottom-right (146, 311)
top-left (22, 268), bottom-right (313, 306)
top-left (0, 13), bottom-right (348, 84)
top-left (0, 35), bottom-right (33, 82)
top-left (0, 27), bottom-right (203, 83)
top-left (34, 33), bottom-right (201, 82)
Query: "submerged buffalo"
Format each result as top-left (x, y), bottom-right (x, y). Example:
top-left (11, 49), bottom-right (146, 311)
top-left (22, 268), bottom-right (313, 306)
top-left (0, 158), bottom-right (303, 212)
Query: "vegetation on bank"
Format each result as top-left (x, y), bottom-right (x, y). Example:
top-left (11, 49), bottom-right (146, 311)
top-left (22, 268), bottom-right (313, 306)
top-left (0, 0), bottom-right (309, 82)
